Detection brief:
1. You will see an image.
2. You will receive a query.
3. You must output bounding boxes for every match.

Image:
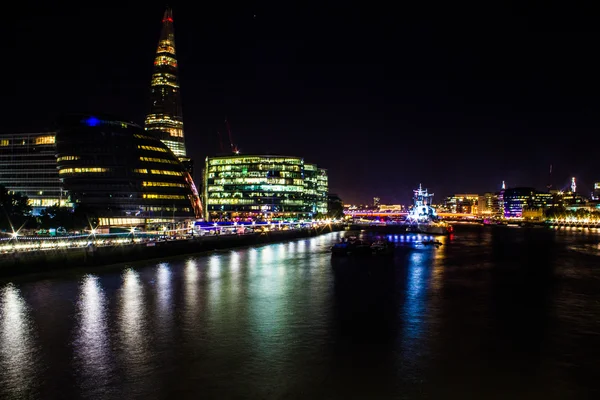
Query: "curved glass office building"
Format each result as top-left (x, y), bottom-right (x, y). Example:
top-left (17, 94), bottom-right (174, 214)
top-left (203, 154), bottom-right (328, 221)
top-left (56, 114), bottom-right (202, 227)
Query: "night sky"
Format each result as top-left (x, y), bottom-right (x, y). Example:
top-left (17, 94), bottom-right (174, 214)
top-left (3, 2), bottom-right (599, 204)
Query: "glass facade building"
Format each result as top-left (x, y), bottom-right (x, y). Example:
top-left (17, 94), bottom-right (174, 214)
top-left (203, 155), bottom-right (328, 221)
top-left (144, 8), bottom-right (190, 169)
top-left (303, 164), bottom-right (319, 215)
top-left (502, 187), bottom-right (552, 218)
top-left (56, 114), bottom-right (202, 227)
top-left (0, 132), bottom-right (66, 215)
top-left (317, 168), bottom-right (328, 214)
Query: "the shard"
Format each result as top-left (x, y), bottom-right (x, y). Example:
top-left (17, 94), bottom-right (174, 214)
top-left (145, 8), bottom-right (190, 168)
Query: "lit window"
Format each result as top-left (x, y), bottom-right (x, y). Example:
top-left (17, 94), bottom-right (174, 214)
top-left (150, 169), bottom-right (183, 176)
top-left (35, 135), bottom-right (56, 145)
top-left (56, 155), bottom-right (80, 162)
top-left (139, 156), bottom-right (178, 164)
top-left (142, 181), bottom-right (185, 188)
top-left (143, 194), bottom-right (186, 200)
top-left (59, 167), bottom-right (108, 175)
top-left (138, 145), bottom-right (169, 153)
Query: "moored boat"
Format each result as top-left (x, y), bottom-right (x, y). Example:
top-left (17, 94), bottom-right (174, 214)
top-left (404, 184), bottom-right (451, 236)
top-left (331, 237), bottom-right (394, 257)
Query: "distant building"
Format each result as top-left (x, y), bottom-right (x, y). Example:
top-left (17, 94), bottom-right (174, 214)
top-left (551, 190), bottom-right (588, 210)
top-left (593, 182), bottom-right (600, 201)
top-left (316, 168), bottom-right (328, 214)
top-left (303, 164), bottom-right (319, 215)
top-left (478, 192), bottom-right (501, 216)
top-left (502, 187), bottom-right (553, 218)
top-left (0, 132), bottom-right (66, 215)
top-left (202, 154), bottom-right (327, 221)
top-left (56, 114), bottom-right (201, 227)
top-left (144, 8), bottom-right (192, 172)
top-left (444, 194), bottom-right (479, 214)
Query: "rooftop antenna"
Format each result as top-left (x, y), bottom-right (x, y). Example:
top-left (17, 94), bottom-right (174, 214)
top-left (571, 177), bottom-right (576, 193)
top-left (225, 117), bottom-right (239, 154)
top-left (501, 180), bottom-right (506, 190)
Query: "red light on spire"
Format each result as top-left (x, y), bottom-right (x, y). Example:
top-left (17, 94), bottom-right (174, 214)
top-left (163, 17), bottom-right (173, 23)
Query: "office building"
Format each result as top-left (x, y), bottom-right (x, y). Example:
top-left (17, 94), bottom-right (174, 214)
top-left (0, 132), bottom-right (66, 215)
top-left (478, 192), bottom-right (501, 216)
top-left (56, 114), bottom-right (202, 227)
top-left (203, 154), bottom-right (327, 221)
top-left (444, 194), bottom-right (479, 214)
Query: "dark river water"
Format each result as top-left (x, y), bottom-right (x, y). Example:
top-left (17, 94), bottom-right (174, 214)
top-left (1, 226), bottom-right (599, 399)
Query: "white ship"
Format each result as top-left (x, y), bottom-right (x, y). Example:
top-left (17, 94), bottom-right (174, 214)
top-left (404, 184), bottom-right (451, 235)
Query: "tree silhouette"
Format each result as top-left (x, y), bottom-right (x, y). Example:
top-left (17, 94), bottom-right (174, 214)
top-left (0, 184), bottom-right (32, 231)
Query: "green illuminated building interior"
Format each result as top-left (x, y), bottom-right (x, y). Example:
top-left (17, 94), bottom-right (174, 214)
top-left (203, 155), bottom-right (328, 221)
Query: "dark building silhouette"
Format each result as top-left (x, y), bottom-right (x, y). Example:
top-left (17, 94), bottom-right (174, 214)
top-left (144, 8), bottom-right (192, 172)
top-left (56, 114), bottom-right (202, 227)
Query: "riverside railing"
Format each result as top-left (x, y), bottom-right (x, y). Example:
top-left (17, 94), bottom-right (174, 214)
top-left (0, 220), bottom-right (337, 254)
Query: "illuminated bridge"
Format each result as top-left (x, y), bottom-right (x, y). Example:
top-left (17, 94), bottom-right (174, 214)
top-left (345, 211), bottom-right (480, 220)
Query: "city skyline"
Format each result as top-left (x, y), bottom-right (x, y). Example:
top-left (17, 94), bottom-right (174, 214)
top-left (3, 3), bottom-right (599, 203)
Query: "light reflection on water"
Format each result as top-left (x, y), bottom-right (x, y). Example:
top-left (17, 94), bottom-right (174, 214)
top-left (156, 263), bottom-right (173, 323)
top-left (118, 268), bottom-right (152, 393)
top-left (74, 275), bottom-right (112, 396)
top-left (0, 228), bottom-right (599, 398)
top-left (0, 284), bottom-right (38, 398)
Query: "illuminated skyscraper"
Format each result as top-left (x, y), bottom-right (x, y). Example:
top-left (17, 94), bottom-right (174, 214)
top-left (145, 8), bottom-right (190, 168)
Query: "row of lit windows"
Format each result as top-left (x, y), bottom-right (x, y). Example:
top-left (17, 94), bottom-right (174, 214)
top-left (59, 167), bottom-right (108, 175)
top-left (206, 198), bottom-right (305, 206)
top-left (207, 198), bottom-right (255, 205)
top-left (161, 140), bottom-right (186, 157)
top-left (168, 128), bottom-right (184, 138)
top-left (133, 133), bottom-right (157, 140)
top-left (150, 127), bottom-right (184, 138)
top-left (208, 157), bottom-right (303, 166)
top-left (154, 55), bottom-right (177, 67)
top-left (145, 114), bottom-right (183, 126)
top-left (208, 192), bottom-right (302, 199)
top-left (157, 40), bottom-right (175, 54)
top-left (56, 155), bottom-right (80, 162)
top-left (207, 164), bottom-right (302, 173)
top-left (208, 171), bottom-right (303, 180)
top-left (138, 145), bottom-right (168, 153)
top-left (209, 178), bottom-right (303, 186)
top-left (28, 198), bottom-right (67, 207)
top-left (35, 136), bottom-right (55, 145)
top-left (1, 136), bottom-right (56, 146)
top-left (142, 181), bottom-right (185, 188)
top-left (134, 168), bottom-right (183, 176)
top-left (139, 156), bottom-right (178, 164)
top-left (151, 74), bottom-right (179, 88)
top-left (144, 206), bottom-right (190, 212)
top-left (142, 194), bottom-right (186, 200)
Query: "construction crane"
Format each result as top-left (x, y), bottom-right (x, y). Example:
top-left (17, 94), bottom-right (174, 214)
top-left (225, 117), bottom-right (240, 154)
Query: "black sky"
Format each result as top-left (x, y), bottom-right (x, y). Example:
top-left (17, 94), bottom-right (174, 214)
top-left (3, 1), bottom-right (599, 204)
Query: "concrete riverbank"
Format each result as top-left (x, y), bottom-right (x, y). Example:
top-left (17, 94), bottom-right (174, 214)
top-left (0, 225), bottom-right (342, 279)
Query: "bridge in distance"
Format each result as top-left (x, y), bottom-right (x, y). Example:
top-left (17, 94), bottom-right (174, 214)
top-left (345, 211), bottom-right (479, 220)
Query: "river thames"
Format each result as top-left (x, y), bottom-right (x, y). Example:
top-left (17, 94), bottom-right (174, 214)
top-left (1, 226), bottom-right (599, 399)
